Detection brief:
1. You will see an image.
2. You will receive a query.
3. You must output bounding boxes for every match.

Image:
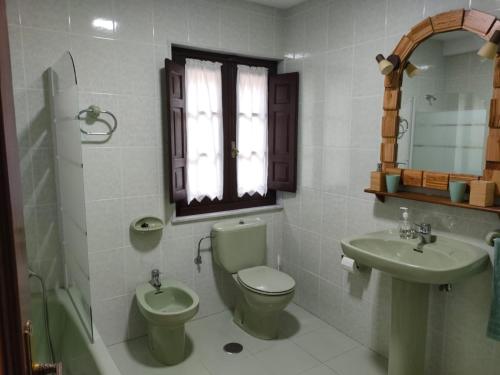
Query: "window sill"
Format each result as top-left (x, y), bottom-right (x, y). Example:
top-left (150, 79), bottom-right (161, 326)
top-left (171, 203), bottom-right (283, 225)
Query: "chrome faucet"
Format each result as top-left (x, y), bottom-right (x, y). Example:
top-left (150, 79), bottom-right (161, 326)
top-left (414, 223), bottom-right (435, 253)
top-left (150, 269), bottom-right (162, 291)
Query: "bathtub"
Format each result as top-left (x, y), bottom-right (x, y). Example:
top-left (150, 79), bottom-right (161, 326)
top-left (31, 288), bottom-right (121, 375)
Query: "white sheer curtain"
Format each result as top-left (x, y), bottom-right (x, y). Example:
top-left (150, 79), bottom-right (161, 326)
top-left (236, 65), bottom-right (268, 197)
top-left (185, 59), bottom-right (224, 204)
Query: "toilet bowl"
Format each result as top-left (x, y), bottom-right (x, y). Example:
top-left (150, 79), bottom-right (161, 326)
top-left (136, 280), bottom-right (199, 365)
top-left (212, 218), bottom-right (295, 339)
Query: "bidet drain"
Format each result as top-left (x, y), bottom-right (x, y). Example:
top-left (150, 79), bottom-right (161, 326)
top-left (223, 342), bottom-right (243, 354)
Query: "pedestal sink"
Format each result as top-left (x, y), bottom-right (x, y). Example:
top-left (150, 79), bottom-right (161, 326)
top-left (341, 229), bottom-right (489, 375)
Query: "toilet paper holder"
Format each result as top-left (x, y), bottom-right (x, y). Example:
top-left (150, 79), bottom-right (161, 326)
top-left (341, 254), bottom-right (360, 270)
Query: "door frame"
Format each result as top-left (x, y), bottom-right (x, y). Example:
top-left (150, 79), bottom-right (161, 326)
top-left (0, 0), bottom-right (31, 373)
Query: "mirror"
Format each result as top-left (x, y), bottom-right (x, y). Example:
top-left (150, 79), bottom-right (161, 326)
top-left (398, 31), bottom-right (493, 176)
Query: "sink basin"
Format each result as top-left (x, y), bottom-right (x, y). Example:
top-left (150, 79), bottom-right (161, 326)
top-left (341, 229), bottom-right (488, 284)
top-left (340, 229), bottom-right (489, 375)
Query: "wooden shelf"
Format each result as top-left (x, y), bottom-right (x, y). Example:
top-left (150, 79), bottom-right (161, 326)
top-left (364, 188), bottom-right (500, 215)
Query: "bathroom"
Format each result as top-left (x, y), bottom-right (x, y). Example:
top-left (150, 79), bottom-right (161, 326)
top-left (1, 0), bottom-right (500, 374)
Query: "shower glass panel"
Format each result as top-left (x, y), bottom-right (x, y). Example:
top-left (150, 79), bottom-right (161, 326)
top-left (48, 52), bottom-right (93, 340)
top-left (399, 31), bottom-right (492, 175)
top-left (411, 92), bottom-right (488, 175)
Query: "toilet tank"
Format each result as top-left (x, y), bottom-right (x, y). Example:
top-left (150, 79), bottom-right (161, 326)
top-left (211, 218), bottom-right (267, 273)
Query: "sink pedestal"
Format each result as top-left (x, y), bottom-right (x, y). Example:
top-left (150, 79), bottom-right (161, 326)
top-left (389, 279), bottom-right (429, 375)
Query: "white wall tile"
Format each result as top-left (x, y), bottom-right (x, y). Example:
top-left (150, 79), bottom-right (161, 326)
top-left (220, 6), bottom-right (249, 54)
top-left (6, 0), bottom-right (20, 25)
top-left (386, 0), bottom-right (424, 37)
top-left (68, 0), bottom-right (114, 38)
top-left (300, 229), bottom-right (321, 273)
top-left (153, 0), bottom-right (189, 44)
top-left (350, 96), bottom-right (382, 150)
top-left (113, 0), bottom-right (154, 43)
top-left (121, 146), bottom-right (159, 197)
top-left (19, 0), bottom-right (69, 31)
top-left (93, 295), bottom-right (129, 345)
top-left (118, 96), bottom-right (157, 147)
top-left (86, 199), bottom-right (124, 252)
top-left (83, 147), bottom-right (123, 201)
top-left (352, 38), bottom-right (385, 97)
top-left (300, 146), bottom-right (323, 189)
top-left (353, 0), bottom-right (387, 44)
top-left (300, 188), bottom-right (323, 233)
top-left (188, 0), bottom-right (220, 49)
top-left (89, 248), bottom-right (125, 300)
top-left (304, 4), bottom-right (328, 55)
top-left (249, 12), bottom-right (276, 57)
top-left (163, 236), bottom-right (196, 288)
top-left (115, 41), bottom-right (155, 97)
top-left (322, 147), bottom-right (350, 195)
top-left (327, 0), bottom-right (354, 50)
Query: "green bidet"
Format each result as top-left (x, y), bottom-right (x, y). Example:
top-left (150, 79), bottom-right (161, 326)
top-left (136, 280), bottom-right (199, 365)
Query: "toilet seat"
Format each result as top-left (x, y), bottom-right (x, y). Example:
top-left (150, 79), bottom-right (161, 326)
top-left (237, 266), bottom-right (295, 296)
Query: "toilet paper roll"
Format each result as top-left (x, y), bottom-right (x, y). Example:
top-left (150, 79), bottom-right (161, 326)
top-left (341, 256), bottom-right (358, 273)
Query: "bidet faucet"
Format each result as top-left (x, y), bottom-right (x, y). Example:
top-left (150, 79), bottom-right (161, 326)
top-left (414, 223), bottom-right (434, 253)
top-left (150, 269), bottom-right (161, 291)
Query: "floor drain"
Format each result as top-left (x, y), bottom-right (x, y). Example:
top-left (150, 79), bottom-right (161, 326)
top-left (223, 342), bottom-right (243, 354)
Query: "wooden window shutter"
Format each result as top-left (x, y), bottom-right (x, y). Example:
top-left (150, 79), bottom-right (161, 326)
top-left (268, 72), bottom-right (299, 192)
top-left (165, 59), bottom-right (187, 202)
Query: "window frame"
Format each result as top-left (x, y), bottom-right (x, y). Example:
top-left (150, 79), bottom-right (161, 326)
top-left (171, 46), bottom-right (278, 217)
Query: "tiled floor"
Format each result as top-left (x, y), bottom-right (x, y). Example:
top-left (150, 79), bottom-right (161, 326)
top-left (108, 303), bottom-right (387, 375)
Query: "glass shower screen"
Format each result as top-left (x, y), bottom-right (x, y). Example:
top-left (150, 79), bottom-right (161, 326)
top-left (48, 51), bottom-right (93, 340)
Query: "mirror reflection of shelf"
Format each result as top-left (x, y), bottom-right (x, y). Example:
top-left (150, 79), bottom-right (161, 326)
top-left (413, 144), bottom-right (483, 149)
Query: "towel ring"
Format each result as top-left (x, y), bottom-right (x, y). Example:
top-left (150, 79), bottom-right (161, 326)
top-left (77, 105), bottom-right (118, 136)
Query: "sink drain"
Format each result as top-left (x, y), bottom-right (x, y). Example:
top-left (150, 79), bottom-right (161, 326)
top-left (223, 342), bottom-right (243, 354)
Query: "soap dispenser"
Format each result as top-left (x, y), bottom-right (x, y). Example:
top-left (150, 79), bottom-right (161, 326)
top-left (399, 207), bottom-right (413, 239)
top-left (370, 163), bottom-right (386, 192)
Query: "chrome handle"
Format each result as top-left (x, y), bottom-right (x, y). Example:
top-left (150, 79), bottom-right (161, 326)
top-left (415, 223), bottom-right (431, 234)
top-left (151, 269), bottom-right (161, 278)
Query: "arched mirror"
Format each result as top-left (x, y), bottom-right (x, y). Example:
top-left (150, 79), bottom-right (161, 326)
top-left (368, 9), bottom-right (500, 213)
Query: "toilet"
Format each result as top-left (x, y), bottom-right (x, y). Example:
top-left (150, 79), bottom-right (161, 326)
top-left (212, 218), bottom-right (295, 339)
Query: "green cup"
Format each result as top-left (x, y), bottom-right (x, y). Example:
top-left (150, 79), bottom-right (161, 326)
top-left (386, 174), bottom-right (400, 193)
top-left (449, 181), bottom-right (467, 203)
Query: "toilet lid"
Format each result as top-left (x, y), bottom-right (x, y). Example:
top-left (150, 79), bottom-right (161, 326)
top-left (237, 266), bottom-right (295, 295)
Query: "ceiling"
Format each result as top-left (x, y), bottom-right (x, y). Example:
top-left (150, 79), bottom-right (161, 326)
top-left (246, 0), bottom-right (307, 9)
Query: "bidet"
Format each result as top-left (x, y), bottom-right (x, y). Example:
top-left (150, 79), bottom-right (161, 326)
top-left (136, 278), bottom-right (199, 365)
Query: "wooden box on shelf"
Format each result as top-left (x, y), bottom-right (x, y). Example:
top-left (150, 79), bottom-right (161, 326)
top-left (469, 180), bottom-right (495, 207)
top-left (370, 170), bottom-right (386, 192)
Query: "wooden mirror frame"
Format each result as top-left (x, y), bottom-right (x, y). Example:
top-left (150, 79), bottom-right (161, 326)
top-left (367, 8), bottom-right (500, 214)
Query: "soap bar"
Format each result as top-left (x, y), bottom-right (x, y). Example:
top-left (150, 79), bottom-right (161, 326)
top-left (370, 171), bottom-right (386, 192)
top-left (469, 180), bottom-right (495, 207)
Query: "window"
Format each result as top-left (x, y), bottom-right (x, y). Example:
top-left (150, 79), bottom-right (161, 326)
top-left (166, 47), bottom-right (298, 216)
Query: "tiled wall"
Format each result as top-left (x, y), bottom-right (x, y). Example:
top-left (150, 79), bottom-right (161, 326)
top-left (6, 0), bottom-right (284, 346)
top-left (280, 0), bottom-right (500, 373)
top-left (8, 0), bottom-right (500, 370)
